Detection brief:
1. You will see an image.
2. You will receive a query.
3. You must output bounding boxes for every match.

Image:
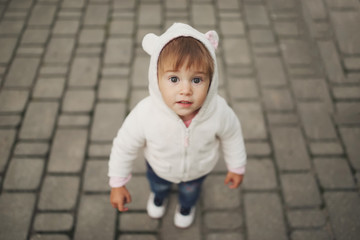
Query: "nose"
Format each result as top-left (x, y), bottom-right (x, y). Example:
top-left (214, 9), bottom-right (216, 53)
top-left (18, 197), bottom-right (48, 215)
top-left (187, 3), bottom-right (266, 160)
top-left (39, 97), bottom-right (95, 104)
top-left (180, 80), bottom-right (192, 95)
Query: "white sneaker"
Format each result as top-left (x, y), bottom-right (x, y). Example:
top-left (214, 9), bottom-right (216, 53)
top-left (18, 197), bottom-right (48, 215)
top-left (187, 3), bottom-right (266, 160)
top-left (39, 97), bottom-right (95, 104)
top-left (146, 193), bottom-right (167, 219)
top-left (174, 205), bottom-right (195, 228)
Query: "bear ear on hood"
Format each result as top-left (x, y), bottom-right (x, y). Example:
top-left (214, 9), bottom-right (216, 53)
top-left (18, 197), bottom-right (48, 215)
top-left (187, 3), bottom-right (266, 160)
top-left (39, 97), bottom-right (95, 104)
top-left (142, 33), bottom-right (159, 55)
top-left (205, 30), bottom-right (219, 50)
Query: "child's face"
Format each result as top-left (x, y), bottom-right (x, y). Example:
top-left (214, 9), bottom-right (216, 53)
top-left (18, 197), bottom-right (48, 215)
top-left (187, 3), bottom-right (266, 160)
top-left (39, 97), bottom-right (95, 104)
top-left (158, 60), bottom-right (210, 121)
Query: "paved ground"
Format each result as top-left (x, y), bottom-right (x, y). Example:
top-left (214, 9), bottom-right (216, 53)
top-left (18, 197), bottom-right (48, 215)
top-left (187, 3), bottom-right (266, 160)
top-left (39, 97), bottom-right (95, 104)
top-left (0, 0), bottom-right (360, 240)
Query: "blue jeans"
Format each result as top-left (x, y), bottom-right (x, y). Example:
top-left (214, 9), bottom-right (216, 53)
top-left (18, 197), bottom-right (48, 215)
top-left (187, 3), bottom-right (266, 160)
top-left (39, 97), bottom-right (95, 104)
top-left (146, 162), bottom-right (206, 209)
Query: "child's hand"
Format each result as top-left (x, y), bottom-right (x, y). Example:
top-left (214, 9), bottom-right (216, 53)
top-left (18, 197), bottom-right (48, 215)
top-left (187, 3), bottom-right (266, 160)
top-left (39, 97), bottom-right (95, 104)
top-left (110, 186), bottom-right (132, 212)
top-left (224, 172), bottom-right (244, 189)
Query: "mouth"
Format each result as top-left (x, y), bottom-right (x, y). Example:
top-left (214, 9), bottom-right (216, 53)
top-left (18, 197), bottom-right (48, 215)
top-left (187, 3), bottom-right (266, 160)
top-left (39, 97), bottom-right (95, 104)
top-left (176, 101), bottom-right (193, 107)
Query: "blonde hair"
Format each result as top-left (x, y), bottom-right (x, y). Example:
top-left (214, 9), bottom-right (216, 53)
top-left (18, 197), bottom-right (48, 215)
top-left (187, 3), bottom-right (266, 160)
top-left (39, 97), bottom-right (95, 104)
top-left (157, 37), bottom-right (214, 81)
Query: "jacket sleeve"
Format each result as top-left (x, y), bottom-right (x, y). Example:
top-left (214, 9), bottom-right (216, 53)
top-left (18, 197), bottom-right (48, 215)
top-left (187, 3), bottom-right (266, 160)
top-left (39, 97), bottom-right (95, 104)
top-left (108, 103), bottom-right (146, 178)
top-left (217, 100), bottom-right (247, 170)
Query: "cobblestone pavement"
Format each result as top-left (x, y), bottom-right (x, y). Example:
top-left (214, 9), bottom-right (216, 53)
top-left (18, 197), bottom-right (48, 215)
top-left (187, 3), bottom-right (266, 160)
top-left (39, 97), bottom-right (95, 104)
top-left (0, 0), bottom-right (360, 240)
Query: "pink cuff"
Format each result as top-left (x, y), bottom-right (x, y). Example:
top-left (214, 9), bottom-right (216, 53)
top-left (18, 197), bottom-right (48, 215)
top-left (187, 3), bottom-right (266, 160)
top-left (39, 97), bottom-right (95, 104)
top-left (109, 174), bottom-right (132, 188)
top-left (228, 166), bottom-right (246, 175)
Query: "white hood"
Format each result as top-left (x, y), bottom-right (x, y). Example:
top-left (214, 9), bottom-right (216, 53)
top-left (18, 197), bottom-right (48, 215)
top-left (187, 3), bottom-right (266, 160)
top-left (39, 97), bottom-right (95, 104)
top-left (142, 23), bottom-right (220, 122)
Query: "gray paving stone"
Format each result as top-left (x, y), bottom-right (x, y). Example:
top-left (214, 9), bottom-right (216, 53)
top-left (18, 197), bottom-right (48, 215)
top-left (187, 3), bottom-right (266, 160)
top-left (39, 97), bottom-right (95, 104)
top-left (0, 20), bottom-right (24, 35)
top-left (8, 0), bottom-right (32, 9)
top-left (244, 4), bottom-right (270, 26)
top-left (0, 115), bottom-right (21, 128)
top-left (318, 41), bottom-right (345, 83)
top-left (262, 88), bottom-right (294, 111)
top-left (91, 102), bottom-right (126, 141)
top-left (48, 129), bottom-right (87, 173)
top-left (339, 127), bottom-right (360, 170)
top-left (232, 102), bottom-right (267, 140)
top-left (203, 175), bottom-right (241, 209)
top-left (138, 3), bottom-right (162, 26)
top-left (131, 55), bottom-right (150, 88)
top-left (19, 101), bottom-right (59, 140)
top-left (267, 113), bottom-right (298, 125)
top-left (303, 0), bottom-right (327, 20)
top-left (74, 195), bottom-right (116, 240)
top-left (119, 212), bottom-right (159, 231)
top-left (217, 0), bottom-right (240, 10)
top-left (220, 20), bottom-right (245, 36)
top-left (110, 19), bottom-right (135, 35)
top-left (245, 193), bottom-right (287, 240)
top-left (310, 142), bottom-right (343, 155)
top-left (28, 5), bottom-right (56, 26)
top-left (0, 89), bottom-right (29, 112)
top-left (291, 230), bottom-right (331, 240)
top-left (5, 57), bottom-right (40, 87)
top-left (125, 176), bottom-right (150, 210)
top-left (324, 192), bottom-right (360, 240)
top-left (228, 77), bottom-right (259, 100)
top-left (292, 78), bottom-right (331, 101)
top-left (104, 38), bottom-right (133, 65)
top-left (287, 209), bottom-right (326, 228)
top-left (58, 114), bottom-right (90, 127)
top-left (44, 38), bottom-right (75, 64)
top-left (281, 173), bottom-right (322, 207)
top-left (249, 29), bottom-right (275, 44)
top-left (39, 65), bottom-right (68, 77)
top-left (334, 102), bottom-right (360, 125)
top-left (4, 158), bottom-right (44, 190)
top-left (14, 142), bottom-right (49, 157)
top-left (30, 235), bottom-right (69, 240)
top-left (33, 213), bottom-right (73, 231)
top-left (333, 86), bottom-right (360, 100)
top-left (204, 211), bottom-right (242, 230)
top-left (119, 235), bottom-right (158, 240)
top-left (53, 19), bottom-right (80, 35)
top-left (274, 21), bottom-right (302, 36)
top-left (192, 3), bottom-right (216, 27)
top-left (271, 126), bottom-right (311, 170)
top-left (161, 194), bottom-right (201, 240)
top-left (255, 56), bottom-right (287, 86)
top-left (344, 57), bottom-right (360, 71)
top-left (102, 66), bottom-right (130, 78)
top-left (62, 89), bottom-right (95, 113)
top-left (84, 4), bottom-right (109, 26)
top-left (32, 78), bottom-right (65, 99)
top-left (245, 142), bottom-right (271, 156)
top-left (331, 11), bottom-right (360, 55)
top-left (79, 29), bottom-right (105, 45)
top-left (299, 102), bottom-right (337, 140)
top-left (223, 38), bottom-right (251, 65)
top-left (281, 39), bottom-right (312, 65)
top-left (243, 159), bottom-right (277, 190)
top-left (83, 160), bottom-right (108, 192)
top-left (0, 37), bottom-right (17, 63)
top-left (62, 0), bottom-right (85, 8)
top-left (207, 233), bottom-right (244, 240)
top-left (0, 129), bottom-right (16, 172)
top-left (314, 158), bottom-right (355, 189)
top-left (98, 79), bottom-right (129, 101)
top-left (38, 176), bottom-right (79, 211)
top-left (0, 193), bottom-right (36, 240)
top-left (88, 143), bottom-right (112, 158)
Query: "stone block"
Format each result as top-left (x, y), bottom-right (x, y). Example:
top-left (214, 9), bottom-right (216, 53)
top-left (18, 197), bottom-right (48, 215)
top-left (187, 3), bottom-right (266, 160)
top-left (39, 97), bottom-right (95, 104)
top-left (88, 143), bottom-right (112, 158)
top-left (125, 176), bottom-right (150, 210)
top-left (249, 29), bottom-right (275, 44)
top-left (324, 192), bottom-right (360, 240)
top-left (69, 57), bottom-right (100, 87)
top-left (84, 4), bottom-right (109, 26)
top-left (44, 38), bottom-right (75, 64)
top-left (104, 38), bottom-right (132, 65)
top-left (217, 0), bottom-right (240, 10)
top-left (220, 20), bottom-right (245, 36)
top-left (245, 193), bottom-right (287, 240)
top-left (228, 77), bottom-right (259, 100)
top-left (262, 88), bottom-right (294, 111)
top-left (34, 213), bottom-right (73, 231)
top-left (244, 4), bottom-right (270, 26)
top-left (203, 175), bottom-right (241, 209)
top-left (0, 116), bottom-right (21, 128)
top-left (83, 160), bottom-right (109, 192)
top-left (192, 3), bottom-right (215, 27)
top-left (243, 159), bottom-right (277, 190)
top-left (4, 158), bottom-right (44, 190)
top-left (291, 230), bottom-right (331, 240)
top-left (318, 41), bottom-right (345, 83)
top-left (0, 89), bottom-right (29, 112)
top-left (38, 176), bottom-right (80, 210)
top-left (33, 78), bottom-right (65, 99)
top-left (119, 235), bottom-right (157, 240)
top-left (232, 102), bottom-right (267, 140)
top-left (245, 142), bottom-right (271, 156)
top-left (310, 142), bottom-right (343, 155)
top-left (138, 4), bottom-right (162, 26)
top-left (119, 212), bottom-right (159, 231)
top-left (333, 86), bottom-right (360, 100)
top-left (98, 79), bottom-right (128, 101)
top-left (62, 89), bottom-right (95, 113)
top-left (131, 55), bottom-right (150, 87)
top-left (14, 142), bottom-right (49, 156)
top-left (74, 195), bottom-right (116, 240)
top-left (287, 209), bottom-right (326, 228)
top-left (28, 5), bottom-right (56, 26)
top-left (110, 19), bottom-right (134, 35)
top-left (30, 234), bottom-right (69, 240)
top-left (0, 131), bottom-right (16, 171)
top-left (267, 113), bottom-right (298, 125)
top-left (48, 129), bottom-right (87, 173)
top-left (281, 39), bottom-right (311, 65)
top-left (274, 21), bottom-right (302, 36)
top-left (281, 173), bottom-right (322, 207)
top-left (79, 29), bottom-right (105, 44)
top-left (91, 102), bottom-right (126, 141)
top-left (19, 101), bottom-right (59, 140)
top-left (0, 193), bottom-right (36, 240)
top-left (0, 37), bottom-right (16, 63)
top-left (5, 57), bottom-right (40, 87)
top-left (207, 233), bottom-right (244, 240)
top-left (271, 126), bottom-right (311, 170)
top-left (255, 56), bottom-right (287, 86)
top-left (0, 20), bottom-right (24, 35)
top-left (314, 158), bottom-right (355, 189)
top-left (58, 115), bottom-right (90, 127)
top-left (339, 127), bottom-right (360, 170)
top-left (223, 38), bottom-right (251, 65)
top-left (204, 211), bottom-right (242, 230)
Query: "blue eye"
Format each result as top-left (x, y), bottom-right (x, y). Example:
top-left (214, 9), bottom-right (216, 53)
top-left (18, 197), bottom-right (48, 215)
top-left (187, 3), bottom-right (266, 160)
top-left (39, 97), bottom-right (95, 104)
top-left (170, 76), bottom-right (179, 83)
top-left (192, 78), bottom-right (202, 84)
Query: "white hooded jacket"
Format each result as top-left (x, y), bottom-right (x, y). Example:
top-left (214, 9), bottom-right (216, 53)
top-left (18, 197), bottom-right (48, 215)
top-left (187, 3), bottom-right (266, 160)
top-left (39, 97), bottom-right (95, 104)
top-left (108, 23), bottom-right (246, 183)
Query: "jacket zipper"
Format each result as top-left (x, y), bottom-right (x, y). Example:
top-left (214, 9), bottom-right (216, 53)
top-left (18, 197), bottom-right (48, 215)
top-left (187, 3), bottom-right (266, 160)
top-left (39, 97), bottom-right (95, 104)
top-left (182, 125), bottom-right (190, 176)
